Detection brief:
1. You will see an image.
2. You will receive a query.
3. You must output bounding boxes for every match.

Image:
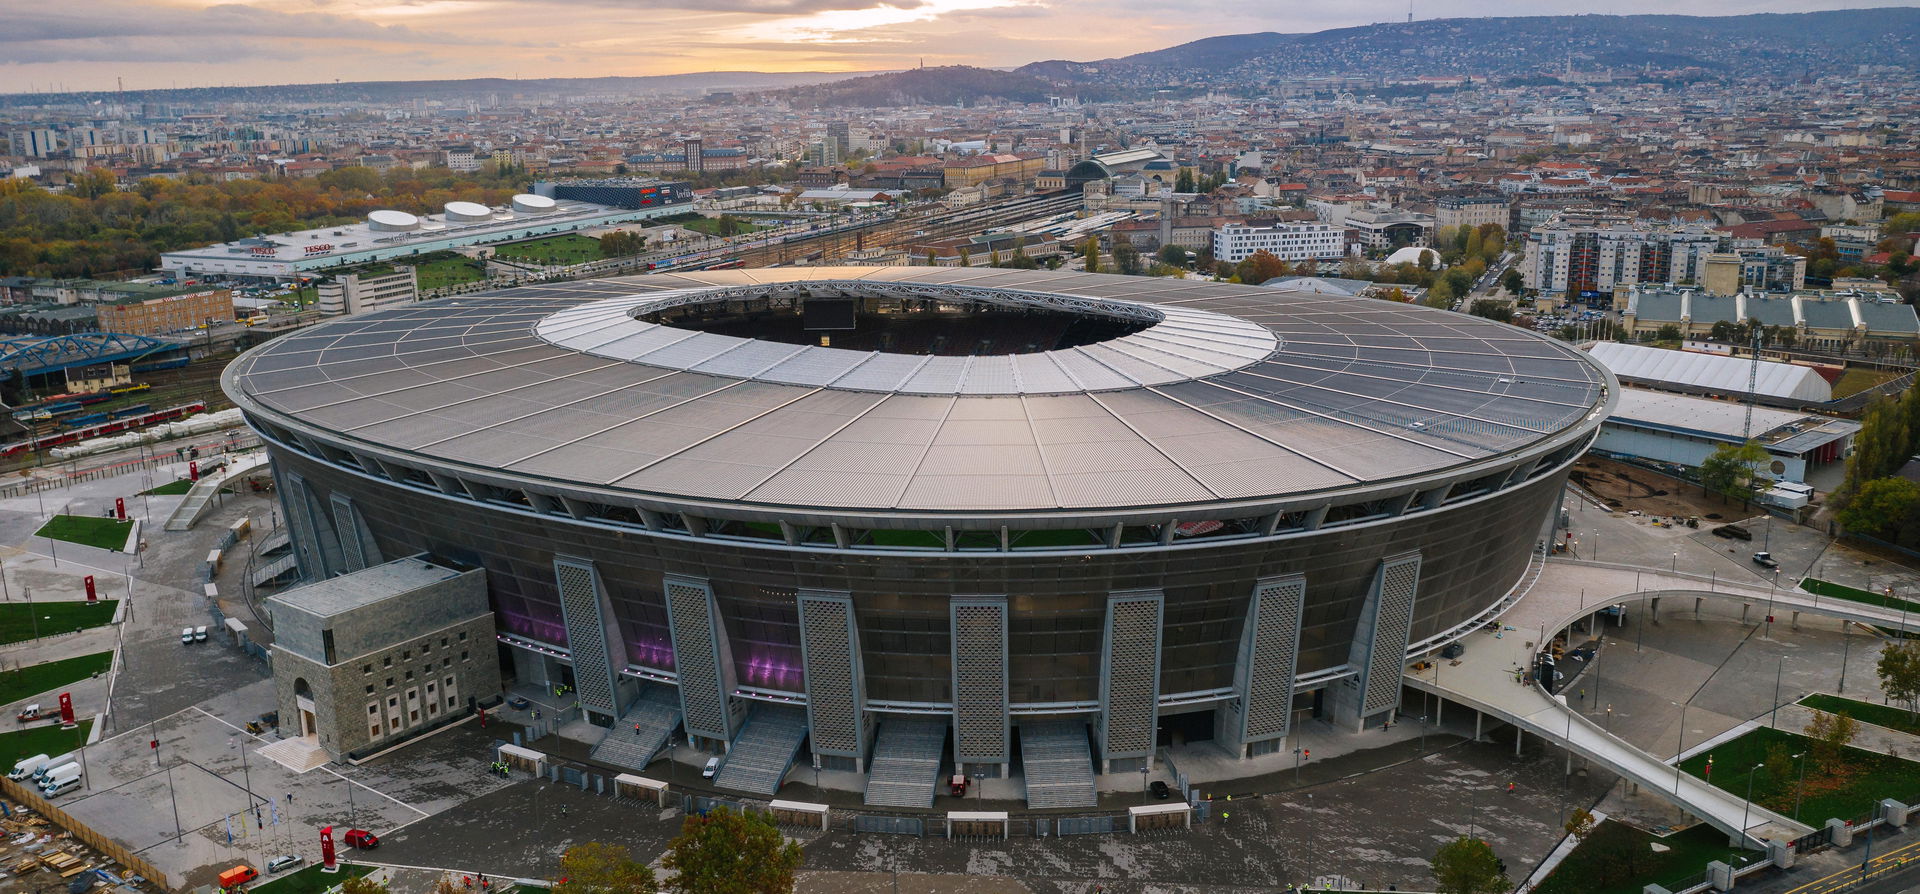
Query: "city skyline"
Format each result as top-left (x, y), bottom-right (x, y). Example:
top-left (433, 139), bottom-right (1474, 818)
top-left (3, 0), bottom-right (1915, 95)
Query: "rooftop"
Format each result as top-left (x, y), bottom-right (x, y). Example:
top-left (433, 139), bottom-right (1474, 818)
top-left (271, 556), bottom-right (462, 617)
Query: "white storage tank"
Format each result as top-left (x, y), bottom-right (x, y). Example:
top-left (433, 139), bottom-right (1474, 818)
top-left (367, 210), bottom-right (420, 232)
top-left (511, 194), bottom-right (557, 215)
top-left (444, 201), bottom-right (493, 222)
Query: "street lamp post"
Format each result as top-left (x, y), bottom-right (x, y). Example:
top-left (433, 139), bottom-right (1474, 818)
top-left (1739, 763), bottom-right (1763, 848)
top-left (1793, 752), bottom-right (1808, 821)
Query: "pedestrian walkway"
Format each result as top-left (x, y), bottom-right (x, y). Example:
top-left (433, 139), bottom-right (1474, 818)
top-left (1407, 562), bottom-right (1818, 846)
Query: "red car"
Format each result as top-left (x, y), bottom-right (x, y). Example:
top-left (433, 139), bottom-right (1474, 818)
top-left (343, 829), bottom-right (378, 849)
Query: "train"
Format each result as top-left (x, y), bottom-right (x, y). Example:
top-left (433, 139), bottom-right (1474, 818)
top-left (131, 358), bottom-right (191, 374)
top-left (0, 401), bottom-right (208, 459)
top-left (10, 383), bottom-right (154, 422)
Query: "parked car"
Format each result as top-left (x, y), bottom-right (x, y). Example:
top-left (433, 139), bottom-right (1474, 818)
top-left (1150, 780), bottom-right (1171, 800)
top-left (16, 704), bottom-right (41, 722)
top-left (702, 757), bottom-right (721, 779)
top-left (343, 829), bottom-right (379, 849)
top-left (1752, 551), bottom-right (1779, 569)
top-left (265, 856), bottom-right (304, 874)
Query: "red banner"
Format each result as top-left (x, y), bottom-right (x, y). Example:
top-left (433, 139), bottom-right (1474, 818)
top-left (189, 461), bottom-right (199, 481)
top-left (115, 498), bottom-right (125, 520)
top-left (57, 692), bottom-right (74, 726)
top-left (320, 826), bottom-right (336, 869)
top-left (84, 576), bottom-right (95, 602)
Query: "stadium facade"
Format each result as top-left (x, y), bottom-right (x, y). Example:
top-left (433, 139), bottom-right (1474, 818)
top-left (225, 268), bottom-right (1612, 801)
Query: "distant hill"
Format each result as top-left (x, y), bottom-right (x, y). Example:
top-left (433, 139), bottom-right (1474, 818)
top-left (1019, 9), bottom-right (1920, 85)
top-left (0, 71), bottom-right (890, 107)
top-left (771, 66), bottom-right (1066, 108)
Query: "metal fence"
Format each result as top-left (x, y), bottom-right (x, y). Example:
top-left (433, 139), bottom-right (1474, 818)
top-left (852, 815), bottom-right (924, 836)
top-left (1055, 815), bottom-right (1117, 836)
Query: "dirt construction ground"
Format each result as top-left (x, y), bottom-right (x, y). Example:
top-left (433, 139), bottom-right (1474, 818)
top-left (1569, 456), bottom-right (1748, 522)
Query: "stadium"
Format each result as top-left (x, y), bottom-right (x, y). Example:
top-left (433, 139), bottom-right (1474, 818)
top-left (223, 267), bottom-right (1614, 808)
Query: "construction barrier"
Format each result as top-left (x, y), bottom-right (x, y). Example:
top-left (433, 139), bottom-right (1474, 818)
top-left (0, 778), bottom-right (171, 891)
top-left (613, 774), bottom-right (667, 804)
top-left (768, 800), bottom-right (829, 831)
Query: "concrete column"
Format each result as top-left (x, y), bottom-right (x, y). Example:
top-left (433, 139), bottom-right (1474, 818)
top-left (1881, 798), bottom-right (1910, 827)
top-left (1707, 860), bottom-right (1733, 891)
top-left (1768, 840), bottom-right (1795, 869)
top-left (1474, 711), bottom-right (1483, 741)
top-left (1826, 817), bottom-right (1853, 847)
top-left (1740, 603), bottom-right (1751, 624)
top-left (1649, 598), bottom-right (1659, 621)
top-left (1695, 597), bottom-right (1704, 617)
top-left (1515, 726), bottom-right (1523, 756)
top-left (1791, 610), bottom-right (1801, 629)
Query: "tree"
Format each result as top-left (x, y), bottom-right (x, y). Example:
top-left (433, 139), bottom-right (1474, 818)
top-left (1174, 167), bottom-right (1195, 194)
top-left (1468, 300), bottom-right (1516, 324)
top-left (1656, 324), bottom-right (1683, 342)
top-left (1564, 808), bottom-right (1596, 841)
top-left (1426, 276), bottom-right (1456, 308)
top-left (1878, 640), bottom-right (1920, 722)
top-left (958, 246), bottom-right (971, 267)
top-left (555, 842), bottom-right (658, 894)
top-left (1500, 268), bottom-right (1524, 295)
top-left (1234, 250), bottom-right (1287, 286)
top-left (1158, 244), bottom-right (1191, 268)
top-left (1804, 708), bottom-right (1858, 774)
top-left (1883, 212), bottom-right (1920, 239)
top-left (341, 876), bottom-right (390, 894)
top-left (662, 806), bottom-right (803, 894)
top-left (1836, 477), bottom-right (1920, 541)
top-left (1430, 836), bottom-right (1509, 894)
top-left (1113, 240), bottom-right (1142, 275)
top-left (1697, 440), bottom-right (1769, 504)
top-left (1080, 237), bottom-right (1100, 273)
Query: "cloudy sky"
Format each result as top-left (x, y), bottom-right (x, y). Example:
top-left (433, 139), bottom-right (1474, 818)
top-left (0, 0), bottom-right (1909, 93)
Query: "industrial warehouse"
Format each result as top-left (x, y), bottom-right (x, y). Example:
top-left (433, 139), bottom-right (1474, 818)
top-left (222, 267), bottom-right (1614, 810)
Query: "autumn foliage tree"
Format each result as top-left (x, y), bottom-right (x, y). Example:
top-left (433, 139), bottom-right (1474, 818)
top-left (555, 842), bottom-right (658, 894)
top-left (1233, 250), bottom-right (1288, 285)
top-left (661, 807), bottom-right (803, 894)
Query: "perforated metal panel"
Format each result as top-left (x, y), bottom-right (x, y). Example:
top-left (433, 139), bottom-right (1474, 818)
top-left (797, 590), bottom-right (866, 760)
top-left (1099, 591), bottom-right (1162, 760)
top-left (665, 575), bottom-right (737, 742)
top-left (553, 558), bottom-right (619, 717)
top-left (1354, 553), bottom-right (1422, 718)
top-left (329, 493), bottom-right (370, 573)
top-left (276, 468), bottom-right (318, 581)
top-left (1232, 575), bottom-right (1305, 745)
top-left (950, 597), bottom-right (1008, 764)
top-left (285, 469), bottom-right (343, 578)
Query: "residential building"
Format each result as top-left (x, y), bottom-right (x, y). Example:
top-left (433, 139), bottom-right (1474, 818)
top-left (1343, 208), bottom-right (1435, 252)
top-left (94, 288), bottom-right (234, 335)
top-left (444, 145), bottom-right (481, 173)
top-left (1213, 221), bottom-right (1346, 264)
top-left (317, 267), bottom-right (419, 316)
top-left (1521, 221), bottom-right (1722, 299)
top-left (1435, 195), bottom-right (1511, 232)
top-left (6, 129), bottom-right (58, 158)
top-left (1700, 246), bottom-right (1806, 296)
top-left (1620, 286), bottom-right (1920, 350)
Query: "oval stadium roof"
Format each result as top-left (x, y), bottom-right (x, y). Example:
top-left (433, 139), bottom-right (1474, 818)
top-left (1584, 342), bottom-right (1830, 403)
top-left (223, 268), bottom-right (1612, 518)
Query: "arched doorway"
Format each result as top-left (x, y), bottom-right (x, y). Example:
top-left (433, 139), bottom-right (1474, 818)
top-left (292, 678), bottom-right (318, 739)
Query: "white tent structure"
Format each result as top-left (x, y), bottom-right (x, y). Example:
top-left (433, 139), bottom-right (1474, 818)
top-left (1585, 342), bottom-right (1832, 403)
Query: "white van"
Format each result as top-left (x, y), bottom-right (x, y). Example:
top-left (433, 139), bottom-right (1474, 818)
top-left (41, 776), bottom-right (82, 797)
top-left (32, 754), bottom-right (73, 782)
top-left (181, 627), bottom-right (195, 644)
top-left (37, 762), bottom-right (80, 792)
top-left (8, 754), bottom-right (49, 780)
top-left (193, 626), bottom-right (208, 643)
top-left (702, 757), bottom-right (721, 779)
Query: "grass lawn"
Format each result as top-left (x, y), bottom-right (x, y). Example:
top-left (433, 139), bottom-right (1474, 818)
top-left (1800, 693), bottom-right (1920, 736)
top-left (1678, 727), bottom-right (1920, 822)
top-left (141, 478), bottom-right (194, 496)
top-left (1799, 577), bottom-right (1920, 615)
top-left (413, 254), bottom-right (488, 291)
top-left (1834, 367), bottom-right (1903, 399)
top-left (248, 862), bottom-right (372, 894)
top-left (682, 216), bottom-right (765, 237)
top-left (0, 601), bottom-right (119, 645)
top-left (35, 515), bottom-right (133, 551)
top-left (0, 651), bottom-right (112, 705)
top-left (0, 719), bottom-right (93, 769)
top-left (1533, 821), bottom-right (1756, 894)
top-left (493, 234), bottom-right (604, 266)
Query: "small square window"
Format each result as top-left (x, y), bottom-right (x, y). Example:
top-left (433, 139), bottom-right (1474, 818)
top-left (443, 657), bottom-right (451, 668)
top-left (368, 705), bottom-right (378, 715)
top-left (441, 637), bottom-right (449, 647)
top-left (404, 670), bottom-right (413, 680)
top-left (402, 650), bottom-right (411, 661)
top-left (383, 656), bottom-right (392, 667)
top-left (370, 725), bottom-right (381, 738)
top-left (364, 685), bottom-right (374, 695)
top-left (461, 650), bottom-right (469, 661)
top-left (421, 643), bottom-right (430, 654)
top-left (426, 683), bottom-right (436, 693)
top-left (447, 697), bottom-right (457, 708)
top-left (386, 677), bottom-right (394, 687)
top-left (362, 664), bottom-right (373, 674)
